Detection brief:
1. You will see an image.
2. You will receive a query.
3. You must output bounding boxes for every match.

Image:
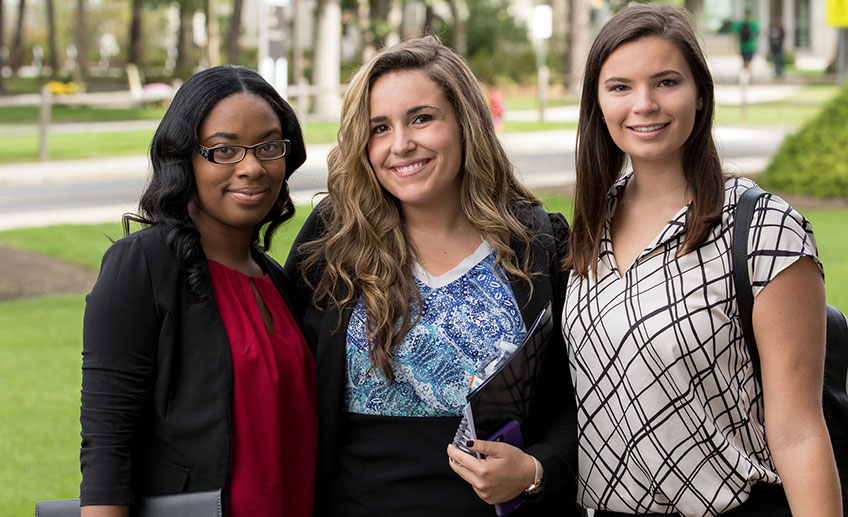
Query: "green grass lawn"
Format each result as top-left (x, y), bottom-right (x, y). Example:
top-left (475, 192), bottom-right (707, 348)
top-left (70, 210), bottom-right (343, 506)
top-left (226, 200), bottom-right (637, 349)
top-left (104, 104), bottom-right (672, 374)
top-left (0, 196), bottom-right (844, 516)
top-left (714, 84), bottom-right (841, 127)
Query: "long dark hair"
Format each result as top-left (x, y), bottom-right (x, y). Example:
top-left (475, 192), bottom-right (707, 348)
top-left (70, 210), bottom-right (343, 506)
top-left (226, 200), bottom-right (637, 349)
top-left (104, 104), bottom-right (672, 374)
top-left (566, 3), bottom-right (724, 276)
top-left (127, 64), bottom-right (306, 300)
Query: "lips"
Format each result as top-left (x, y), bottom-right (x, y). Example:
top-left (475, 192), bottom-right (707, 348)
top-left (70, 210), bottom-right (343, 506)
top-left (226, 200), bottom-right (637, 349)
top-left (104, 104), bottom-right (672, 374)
top-left (628, 122), bottom-right (670, 133)
top-left (390, 159), bottom-right (431, 177)
top-left (227, 187), bottom-right (270, 205)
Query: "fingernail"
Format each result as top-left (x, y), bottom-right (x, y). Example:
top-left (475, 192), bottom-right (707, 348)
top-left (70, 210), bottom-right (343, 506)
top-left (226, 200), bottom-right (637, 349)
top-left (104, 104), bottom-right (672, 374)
top-left (466, 440), bottom-right (474, 448)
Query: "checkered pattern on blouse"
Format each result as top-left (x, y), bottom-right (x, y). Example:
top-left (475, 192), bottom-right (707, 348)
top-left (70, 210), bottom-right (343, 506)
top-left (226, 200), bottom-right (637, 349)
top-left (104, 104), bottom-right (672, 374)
top-left (562, 176), bottom-right (821, 516)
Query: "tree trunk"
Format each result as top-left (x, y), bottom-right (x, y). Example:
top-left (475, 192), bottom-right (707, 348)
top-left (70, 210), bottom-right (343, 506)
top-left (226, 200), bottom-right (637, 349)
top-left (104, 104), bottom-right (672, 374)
top-left (206, 0), bottom-right (221, 66)
top-left (448, 0), bottom-right (466, 56)
top-left (128, 0), bottom-right (143, 65)
top-left (226, 0), bottom-right (243, 64)
top-left (9, 0), bottom-right (26, 73)
top-left (176, 2), bottom-right (193, 69)
top-left (312, 0), bottom-right (341, 119)
top-left (356, 0), bottom-right (374, 61)
top-left (0, 0), bottom-right (6, 92)
top-left (45, 0), bottom-right (58, 75)
top-left (385, 0), bottom-right (401, 48)
top-left (75, 0), bottom-right (88, 80)
top-left (568, 0), bottom-right (591, 96)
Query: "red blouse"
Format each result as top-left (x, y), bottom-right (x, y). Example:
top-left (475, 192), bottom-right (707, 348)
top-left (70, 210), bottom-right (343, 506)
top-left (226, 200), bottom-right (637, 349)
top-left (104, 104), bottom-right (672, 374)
top-left (208, 260), bottom-right (317, 517)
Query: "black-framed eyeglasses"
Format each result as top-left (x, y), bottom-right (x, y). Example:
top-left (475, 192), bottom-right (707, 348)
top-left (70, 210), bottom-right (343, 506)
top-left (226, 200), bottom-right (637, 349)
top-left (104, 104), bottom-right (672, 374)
top-left (196, 139), bottom-right (291, 164)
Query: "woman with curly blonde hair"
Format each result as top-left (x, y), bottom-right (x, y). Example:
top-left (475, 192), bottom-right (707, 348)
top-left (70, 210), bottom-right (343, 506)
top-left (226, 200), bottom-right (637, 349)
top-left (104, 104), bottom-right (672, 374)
top-left (286, 36), bottom-right (581, 516)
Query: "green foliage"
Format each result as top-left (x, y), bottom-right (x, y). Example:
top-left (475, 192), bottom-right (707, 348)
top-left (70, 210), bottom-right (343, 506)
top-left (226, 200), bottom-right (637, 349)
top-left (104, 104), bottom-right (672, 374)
top-left (464, 0), bottom-right (536, 84)
top-left (759, 85), bottom-right (848, 198)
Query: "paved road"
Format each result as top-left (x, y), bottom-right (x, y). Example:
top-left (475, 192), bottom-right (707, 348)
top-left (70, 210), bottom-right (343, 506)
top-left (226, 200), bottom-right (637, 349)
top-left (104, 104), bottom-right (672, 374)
top-left (0, 125), bottom-right (788, 230)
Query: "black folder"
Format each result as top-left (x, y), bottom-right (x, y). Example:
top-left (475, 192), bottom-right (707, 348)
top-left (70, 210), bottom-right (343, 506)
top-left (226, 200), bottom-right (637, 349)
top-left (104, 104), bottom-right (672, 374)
top-left (466, 300), bottom-right (554, 440)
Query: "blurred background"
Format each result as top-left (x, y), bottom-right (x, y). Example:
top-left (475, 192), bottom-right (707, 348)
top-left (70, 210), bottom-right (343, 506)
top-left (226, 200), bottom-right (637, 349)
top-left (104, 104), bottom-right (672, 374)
top-left (1, 0), bottom-right (847, 515)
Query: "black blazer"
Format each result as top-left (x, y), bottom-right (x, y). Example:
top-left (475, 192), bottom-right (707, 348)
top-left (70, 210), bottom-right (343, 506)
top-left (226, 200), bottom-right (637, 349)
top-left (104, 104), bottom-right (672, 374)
top-left (79, 224), bottom-right (301, 506)
top-left (285, 202), bottom-right (581, 516)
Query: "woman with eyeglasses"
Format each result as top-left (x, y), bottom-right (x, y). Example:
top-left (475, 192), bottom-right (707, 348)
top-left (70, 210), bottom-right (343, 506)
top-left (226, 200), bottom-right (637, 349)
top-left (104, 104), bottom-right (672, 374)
top-left (79, 65), bottom-right (316, 517)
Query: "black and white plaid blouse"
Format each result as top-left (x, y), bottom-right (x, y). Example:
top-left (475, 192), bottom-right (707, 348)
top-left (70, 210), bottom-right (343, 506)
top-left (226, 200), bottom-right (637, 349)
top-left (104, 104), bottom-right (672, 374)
top-left (562, 175), bottom-right (821, 516)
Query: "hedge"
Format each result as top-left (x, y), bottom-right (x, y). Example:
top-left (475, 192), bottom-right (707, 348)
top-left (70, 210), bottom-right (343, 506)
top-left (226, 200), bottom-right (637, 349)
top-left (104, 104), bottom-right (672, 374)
top-left (758, 84), bottom-right (848, 198)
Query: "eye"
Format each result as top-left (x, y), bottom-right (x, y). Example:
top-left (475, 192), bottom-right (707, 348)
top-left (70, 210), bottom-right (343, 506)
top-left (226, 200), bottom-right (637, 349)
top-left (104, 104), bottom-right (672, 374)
top-left (212, 146), bottom-right (237, 159)
top-left (260, 142), bottom-right (280, 153)
top-left (658, 79), bottom-right (677, 87)
top-left (371, 124), bottom-right (389, 135)
top-left (610, 84), bottom-right (629, 92)
top-left (412, 114), bottom-right (434, 124)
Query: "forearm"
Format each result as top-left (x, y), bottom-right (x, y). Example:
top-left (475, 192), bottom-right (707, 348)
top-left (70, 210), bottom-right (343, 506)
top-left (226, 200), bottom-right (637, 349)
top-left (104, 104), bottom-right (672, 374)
top-left (769, 423), bottom-right (841, 516)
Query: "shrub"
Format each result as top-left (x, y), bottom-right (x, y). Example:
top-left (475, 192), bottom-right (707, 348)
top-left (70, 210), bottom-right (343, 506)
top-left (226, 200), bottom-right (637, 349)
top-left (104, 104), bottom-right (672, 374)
top-left (758, 85), bottom-right (848, 198)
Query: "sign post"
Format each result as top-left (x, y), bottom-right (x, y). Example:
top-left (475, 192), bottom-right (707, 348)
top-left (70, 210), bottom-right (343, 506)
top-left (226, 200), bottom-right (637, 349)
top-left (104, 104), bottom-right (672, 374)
top-left (532, 5), bottom-right (553, 122)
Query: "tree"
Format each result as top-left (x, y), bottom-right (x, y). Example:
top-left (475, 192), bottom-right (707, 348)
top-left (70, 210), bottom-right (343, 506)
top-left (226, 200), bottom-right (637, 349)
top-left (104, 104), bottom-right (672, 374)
top-left (0, 0), bottom-right (6, 92)
top-left (9, 0), bottom-right (26, 74)
top-left (206, 0), bottom-right (221, 66)
top-left (75, 0), bottom-right (89, 81)
top-left (568, 0), bottom-right (590, 95)
top-left (176, 0), bottom-right (198, 72)
top-left (128, 0), bottom-right (144, 64)
top-left (448, 0), bottom-right (467, 56)
top-left (45, 0), bottom-right (59, 75)
top-left (226, 0), bottom-right (243, 64)
top-left (312, 0), bottom-right (341, 118)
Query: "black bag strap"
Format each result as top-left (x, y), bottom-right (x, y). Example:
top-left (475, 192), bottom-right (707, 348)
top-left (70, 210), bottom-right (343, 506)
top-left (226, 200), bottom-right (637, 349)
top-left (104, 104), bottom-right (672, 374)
top-left (732, 185), bottom-right (767, 381)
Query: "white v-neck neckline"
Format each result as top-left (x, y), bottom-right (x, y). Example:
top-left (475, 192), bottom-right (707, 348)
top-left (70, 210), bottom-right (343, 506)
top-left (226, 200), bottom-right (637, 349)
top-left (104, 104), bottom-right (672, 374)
top-left (413, 241), bottom-right (494, 289)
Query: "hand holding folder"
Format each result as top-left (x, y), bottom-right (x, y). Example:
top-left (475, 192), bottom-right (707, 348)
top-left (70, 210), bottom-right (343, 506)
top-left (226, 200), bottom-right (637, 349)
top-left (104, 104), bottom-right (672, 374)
top-left (452, 301), bottom-right (554, 516)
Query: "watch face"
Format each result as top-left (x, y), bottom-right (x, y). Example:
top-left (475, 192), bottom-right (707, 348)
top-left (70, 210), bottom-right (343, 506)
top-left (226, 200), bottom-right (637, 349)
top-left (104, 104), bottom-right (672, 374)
top-left (524, 480), bottom-right (544, 496)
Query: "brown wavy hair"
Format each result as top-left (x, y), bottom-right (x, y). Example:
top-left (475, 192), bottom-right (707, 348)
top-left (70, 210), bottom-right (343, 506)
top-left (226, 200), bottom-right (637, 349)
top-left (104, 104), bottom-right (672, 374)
top-left (566, 3), bottom-right (724, 276)
top-left (298, 35), bottom-right (540, 382)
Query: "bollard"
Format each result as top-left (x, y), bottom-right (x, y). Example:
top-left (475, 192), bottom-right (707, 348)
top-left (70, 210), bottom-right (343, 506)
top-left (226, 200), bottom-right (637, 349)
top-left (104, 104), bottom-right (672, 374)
top-left (39, 84), bottom-right (52, 161)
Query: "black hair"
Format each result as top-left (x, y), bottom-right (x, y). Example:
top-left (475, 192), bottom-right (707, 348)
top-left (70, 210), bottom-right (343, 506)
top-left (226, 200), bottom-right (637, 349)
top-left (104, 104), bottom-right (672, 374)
top-left (126, 64), bottom-right (306, 301)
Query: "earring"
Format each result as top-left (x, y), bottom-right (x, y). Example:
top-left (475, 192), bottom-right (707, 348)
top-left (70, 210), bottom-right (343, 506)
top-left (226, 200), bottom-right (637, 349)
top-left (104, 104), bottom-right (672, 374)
top-left (697, 99), bottom-right (704, 110)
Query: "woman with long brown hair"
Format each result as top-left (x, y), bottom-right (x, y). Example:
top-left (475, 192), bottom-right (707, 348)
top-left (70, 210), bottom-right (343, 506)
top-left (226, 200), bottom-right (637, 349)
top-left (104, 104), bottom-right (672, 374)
top-left (562, 4), bottom-right (840, 516)
top-left (286, 36), bottom-right (581, 516)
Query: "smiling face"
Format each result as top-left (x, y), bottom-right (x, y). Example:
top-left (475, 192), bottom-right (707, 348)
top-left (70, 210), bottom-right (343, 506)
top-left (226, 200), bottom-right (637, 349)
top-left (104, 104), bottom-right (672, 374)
top-left (367, 69), bottom-right (463, 212)
top-left (190, 92), bottom-right (286, 237)
top-left (597, 36), bottom-right (700, 174)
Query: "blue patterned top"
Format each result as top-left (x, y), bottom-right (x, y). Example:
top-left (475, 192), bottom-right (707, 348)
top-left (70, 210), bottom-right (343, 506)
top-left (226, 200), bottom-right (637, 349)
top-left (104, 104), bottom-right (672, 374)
top-left (344, 242), bottom-right (527, 417)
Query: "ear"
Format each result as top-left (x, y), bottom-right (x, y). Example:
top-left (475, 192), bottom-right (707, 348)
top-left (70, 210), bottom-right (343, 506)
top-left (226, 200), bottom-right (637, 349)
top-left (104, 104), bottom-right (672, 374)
top-left (697, 97), bottom-right (704, 110)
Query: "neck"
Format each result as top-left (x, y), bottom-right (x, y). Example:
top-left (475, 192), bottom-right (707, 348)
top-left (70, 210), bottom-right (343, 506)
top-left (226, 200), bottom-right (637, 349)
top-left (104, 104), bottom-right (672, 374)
top-left (628, 158), bottom-right (689, 207)
top-left (189, 204), bottom-right (259, 275)
top-left (402, 200), bottom-right (475, 243)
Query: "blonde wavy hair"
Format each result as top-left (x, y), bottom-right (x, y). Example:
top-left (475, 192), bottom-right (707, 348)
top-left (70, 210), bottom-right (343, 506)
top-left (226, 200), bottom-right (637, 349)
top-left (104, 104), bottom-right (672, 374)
top-left (299, 35), bottom-right (541, 382)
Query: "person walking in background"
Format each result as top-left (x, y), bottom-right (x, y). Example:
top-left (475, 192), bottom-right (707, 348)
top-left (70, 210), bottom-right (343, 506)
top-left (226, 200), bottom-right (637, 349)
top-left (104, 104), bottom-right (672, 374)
top-left (286, 35), bottom-right (582, 517)
top-left (79, 65), bottom-right (316, 517)
top-left (768, 16), bottom-right (786, 79)
top-left (562, 3), bottom-right (841, 516)
top-left (734, 9), bottom-right (759, 82)
top-left (489, 88), bottom-right (505, 131)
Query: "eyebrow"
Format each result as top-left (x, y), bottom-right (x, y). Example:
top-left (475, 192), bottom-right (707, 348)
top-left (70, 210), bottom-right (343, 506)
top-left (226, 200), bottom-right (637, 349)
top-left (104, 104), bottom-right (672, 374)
top-left (603, 69), bottom-right (684, 86)
top-left (201, 128), bottom-right (281, 143)
top-left (369, 105), bottom-right (439, 124)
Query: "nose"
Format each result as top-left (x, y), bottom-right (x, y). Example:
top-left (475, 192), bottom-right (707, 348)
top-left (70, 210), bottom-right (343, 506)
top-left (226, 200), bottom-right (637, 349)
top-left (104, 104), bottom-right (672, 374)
top-left (235, 149), bottom-right (266, 178)
top-left (632, 86), bottom-right (659, 114)
top-left (390, 127), bottom-right (415, 155)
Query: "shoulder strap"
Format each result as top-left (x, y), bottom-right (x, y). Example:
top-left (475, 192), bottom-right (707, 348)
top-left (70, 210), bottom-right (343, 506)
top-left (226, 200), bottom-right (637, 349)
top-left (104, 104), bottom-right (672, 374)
top-left (732, 185), bottom-right (767, 380)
